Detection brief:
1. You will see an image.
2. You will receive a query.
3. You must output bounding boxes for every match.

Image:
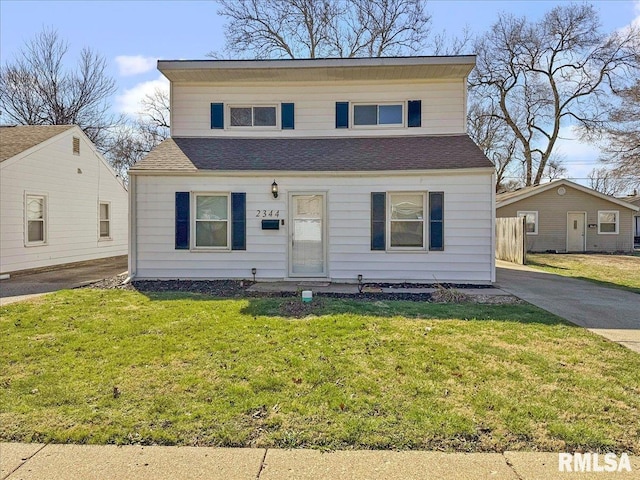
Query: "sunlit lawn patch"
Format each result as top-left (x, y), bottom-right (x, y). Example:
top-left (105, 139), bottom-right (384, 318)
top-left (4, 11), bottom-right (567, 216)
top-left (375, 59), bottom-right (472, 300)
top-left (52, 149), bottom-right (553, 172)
top-left (1, 289), bottom-right (639, 453)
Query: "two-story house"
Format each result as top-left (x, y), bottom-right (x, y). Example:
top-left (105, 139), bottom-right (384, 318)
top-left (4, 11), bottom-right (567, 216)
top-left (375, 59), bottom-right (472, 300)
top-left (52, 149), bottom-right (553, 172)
top-left (128, 56), bottom-right (496, 284)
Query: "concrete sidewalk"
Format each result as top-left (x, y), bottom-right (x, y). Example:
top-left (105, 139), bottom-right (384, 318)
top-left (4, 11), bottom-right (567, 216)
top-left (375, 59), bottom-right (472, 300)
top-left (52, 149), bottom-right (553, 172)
top-left (496, 260), bottom-right (640, 353)
top-left (2, 443), bottom-right (637, 480)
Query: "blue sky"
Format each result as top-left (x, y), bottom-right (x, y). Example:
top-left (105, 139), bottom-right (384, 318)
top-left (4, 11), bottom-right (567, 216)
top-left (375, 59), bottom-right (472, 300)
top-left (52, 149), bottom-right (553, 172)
top-left (1, 0), bottom-right (639, 183)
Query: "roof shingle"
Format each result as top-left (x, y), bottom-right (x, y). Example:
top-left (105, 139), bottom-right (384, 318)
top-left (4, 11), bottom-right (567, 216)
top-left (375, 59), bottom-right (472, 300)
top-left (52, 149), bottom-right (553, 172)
top-left (130, 135), bottom-right (493, 172)
top-left (0, 125), bottom-right (75, 162)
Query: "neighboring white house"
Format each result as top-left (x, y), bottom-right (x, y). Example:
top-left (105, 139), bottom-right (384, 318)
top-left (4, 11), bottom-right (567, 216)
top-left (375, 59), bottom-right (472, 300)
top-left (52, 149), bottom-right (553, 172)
top-left (0, 125), bottom-right (128, 274)
top-left (129, 57), bottom-right (496, 284)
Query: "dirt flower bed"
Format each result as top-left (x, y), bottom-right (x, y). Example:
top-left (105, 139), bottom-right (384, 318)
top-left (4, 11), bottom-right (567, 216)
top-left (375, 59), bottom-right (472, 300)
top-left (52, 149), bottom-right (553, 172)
top-left (82, 276), bottom-right (523, 305)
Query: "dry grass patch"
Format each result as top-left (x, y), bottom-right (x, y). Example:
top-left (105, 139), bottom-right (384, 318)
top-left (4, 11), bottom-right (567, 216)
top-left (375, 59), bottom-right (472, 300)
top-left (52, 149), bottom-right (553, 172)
top-left (527, 253), bottom-right (640, 293)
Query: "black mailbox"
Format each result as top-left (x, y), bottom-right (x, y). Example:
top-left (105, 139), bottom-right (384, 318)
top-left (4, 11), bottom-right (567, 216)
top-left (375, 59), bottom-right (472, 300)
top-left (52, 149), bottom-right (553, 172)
top-left (262, 219), bottom-right (280, 230)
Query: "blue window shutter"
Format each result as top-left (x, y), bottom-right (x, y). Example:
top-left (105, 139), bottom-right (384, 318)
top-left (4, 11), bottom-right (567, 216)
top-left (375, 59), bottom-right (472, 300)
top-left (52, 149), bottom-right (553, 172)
top-left (175, 192), bottom-right (190, 249)
top-left (429, 192), bottom-right (444, 251)
top-left (281, 103), bottom-right (295, 129)
top-left (408, 100), bottom-right (421, 127)
top-left (231, 192), bottom-right (246, 250)
top-left (336, 102), bottom-right (349, 128)
top-left (211, 103), bottom-right (224, 129)
top-left (371, 192), bottom-right (386, 250)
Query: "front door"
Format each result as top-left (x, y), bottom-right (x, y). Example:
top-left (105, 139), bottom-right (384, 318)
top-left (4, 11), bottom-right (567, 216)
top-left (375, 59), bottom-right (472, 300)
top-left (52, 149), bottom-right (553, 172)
top-left (289, 193), bottom-right (326, 277)
top-left (567, 212), bottom-right (586, 252)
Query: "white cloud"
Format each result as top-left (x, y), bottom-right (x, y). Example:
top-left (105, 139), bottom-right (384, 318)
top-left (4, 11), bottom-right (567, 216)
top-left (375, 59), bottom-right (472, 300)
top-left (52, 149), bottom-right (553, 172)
top-left (115, 55), bottom-right (157, 76)
top-left (116, 76), bottom-right (169, 118)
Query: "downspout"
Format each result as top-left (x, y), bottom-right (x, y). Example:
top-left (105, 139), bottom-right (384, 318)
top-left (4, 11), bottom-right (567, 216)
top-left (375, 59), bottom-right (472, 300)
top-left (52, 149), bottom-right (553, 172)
top-left (127, 173), bottom-right (137, 280)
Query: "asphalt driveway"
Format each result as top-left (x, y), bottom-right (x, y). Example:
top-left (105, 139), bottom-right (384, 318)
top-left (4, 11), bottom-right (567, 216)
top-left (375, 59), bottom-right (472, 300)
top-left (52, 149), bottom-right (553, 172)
top-left (0, 256), bottom-right (127, 306)
top-left (496, 260), bottom-right (640, 353)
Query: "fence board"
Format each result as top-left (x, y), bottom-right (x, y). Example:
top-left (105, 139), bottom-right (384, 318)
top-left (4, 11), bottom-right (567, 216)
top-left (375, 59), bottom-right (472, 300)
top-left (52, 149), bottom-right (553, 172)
top-left (495, 217), bottom-right (527, 264)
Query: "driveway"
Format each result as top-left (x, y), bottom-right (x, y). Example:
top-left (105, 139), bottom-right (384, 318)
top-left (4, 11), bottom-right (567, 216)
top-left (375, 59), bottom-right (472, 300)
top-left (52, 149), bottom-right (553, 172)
top-left (0, 256), bottom-right (127, 306)
top-left (496, 260), bottom-right (640, 353)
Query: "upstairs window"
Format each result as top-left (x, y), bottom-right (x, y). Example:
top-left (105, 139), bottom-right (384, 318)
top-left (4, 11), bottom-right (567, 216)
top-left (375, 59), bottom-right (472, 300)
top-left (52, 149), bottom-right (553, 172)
top-left (354, 103), bottom-right (403, 126)
top-left (230, 106), bottom-right (277, 127)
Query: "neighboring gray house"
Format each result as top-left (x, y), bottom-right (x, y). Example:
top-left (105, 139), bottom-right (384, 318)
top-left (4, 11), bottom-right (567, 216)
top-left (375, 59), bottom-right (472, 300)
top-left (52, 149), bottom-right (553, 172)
top-left (129, 56), bottom-right (496, 284)
top-left (496, 179), bottom-right (639, 253)
top-left (621, 194), bottom-right (640, 247)
top-left (0, 125), bottom-right (128, 275)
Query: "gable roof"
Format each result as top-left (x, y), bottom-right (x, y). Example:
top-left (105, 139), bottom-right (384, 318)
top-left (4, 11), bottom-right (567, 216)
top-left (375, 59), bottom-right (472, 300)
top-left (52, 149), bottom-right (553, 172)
top-left (0, 125), bottom-right (75, 162)
top-left (129, 135), bottom-right (494, 173)
top-left (496, 179), bottom-right (640, 211)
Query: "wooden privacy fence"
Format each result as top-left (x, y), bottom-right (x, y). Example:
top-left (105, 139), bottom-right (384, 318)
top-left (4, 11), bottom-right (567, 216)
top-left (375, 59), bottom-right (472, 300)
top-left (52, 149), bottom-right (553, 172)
top-left (495, 217), bottom-right (527, 265)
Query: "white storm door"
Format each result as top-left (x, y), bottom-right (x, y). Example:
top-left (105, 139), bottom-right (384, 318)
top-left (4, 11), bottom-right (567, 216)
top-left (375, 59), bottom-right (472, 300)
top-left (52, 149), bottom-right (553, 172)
top-left (567, 212), bottom-right (586, 252)
top-left (290, 193), bottom-right (326, 276)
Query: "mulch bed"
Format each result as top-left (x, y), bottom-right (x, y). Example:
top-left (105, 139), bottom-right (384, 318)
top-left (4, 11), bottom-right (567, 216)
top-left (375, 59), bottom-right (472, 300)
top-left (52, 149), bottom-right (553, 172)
top-left (81, 275), bottom-right (523, 305)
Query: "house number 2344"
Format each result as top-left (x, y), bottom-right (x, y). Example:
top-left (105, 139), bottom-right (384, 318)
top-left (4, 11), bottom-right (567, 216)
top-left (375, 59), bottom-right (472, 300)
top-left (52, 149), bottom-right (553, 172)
top-left (256, 210), bottom-right (280, 218)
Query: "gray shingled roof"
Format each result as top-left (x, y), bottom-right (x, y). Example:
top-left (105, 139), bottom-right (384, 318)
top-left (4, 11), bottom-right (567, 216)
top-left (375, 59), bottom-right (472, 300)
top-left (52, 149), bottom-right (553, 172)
top-left (130, 135), bottom-right (493, 172)
top-left (0, 125), bottom-right (75, 162)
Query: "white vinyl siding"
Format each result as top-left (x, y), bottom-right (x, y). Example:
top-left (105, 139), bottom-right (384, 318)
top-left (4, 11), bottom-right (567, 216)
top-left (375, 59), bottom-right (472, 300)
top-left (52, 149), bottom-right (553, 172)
top-left (598, 210), bottom-right (618, 234)
top-left (517, 211), bottom-right (538, 235)
top-left (132, 171), bottom-right (493, 283)
top-left (25, 194), bottom-right (47, 245)
top-left (0, 128), bottom-right (128, 274)
top-left (170, 80), bottom-right (465, 137)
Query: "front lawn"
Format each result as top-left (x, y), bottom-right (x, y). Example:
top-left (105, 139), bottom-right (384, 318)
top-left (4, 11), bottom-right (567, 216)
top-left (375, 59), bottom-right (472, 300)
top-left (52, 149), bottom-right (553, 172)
top-left (527, 253), bottom-right (640, 294)
top-left (1, 289), bottom-right (639, 453)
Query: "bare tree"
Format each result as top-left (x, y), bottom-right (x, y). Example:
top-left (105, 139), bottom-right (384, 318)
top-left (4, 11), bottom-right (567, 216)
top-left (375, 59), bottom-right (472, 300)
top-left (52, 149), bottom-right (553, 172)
top-left (467, 101), bottom-right (520, 192)
top-left (106, 88), bottom-right (170, 177)
top-left (0, 28), bottom-right (120, 149)
top-left (588, 167), bottom-right (634, 196)
top-left (470, 4), bottom-right (639, 187)
top-left (214, 0), bottom-right (431, 59)
top-left (596, 78), bottom-right (640, 191)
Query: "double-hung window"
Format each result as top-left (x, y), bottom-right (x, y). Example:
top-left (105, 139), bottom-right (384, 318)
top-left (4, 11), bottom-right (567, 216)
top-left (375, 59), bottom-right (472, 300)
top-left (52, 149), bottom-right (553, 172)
top-left (354, 103), bottom-right (403, 127)
top-left (230, 105), bottom-right (277, 127)
top-left (598, 210), bottom-right (618, 234)
top-left (517, 211), bottom-right (538, 234)
top-left (99, 202), bottom-right (111, 239)
top-left (26, 194), bottom-right (46, 245)
top-left (194, 194), bottom-right (229, 248)
top-left (389, 193), bottom-right (425, 249)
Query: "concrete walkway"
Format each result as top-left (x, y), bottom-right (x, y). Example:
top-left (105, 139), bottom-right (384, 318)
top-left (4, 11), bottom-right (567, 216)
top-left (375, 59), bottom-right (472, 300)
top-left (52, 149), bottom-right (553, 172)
top-left (2, 443), bottom-right (637, 480)
top-left (0, 256), bottom-right (127, 306)
top-left (496, 260), bottom-right (640, 353)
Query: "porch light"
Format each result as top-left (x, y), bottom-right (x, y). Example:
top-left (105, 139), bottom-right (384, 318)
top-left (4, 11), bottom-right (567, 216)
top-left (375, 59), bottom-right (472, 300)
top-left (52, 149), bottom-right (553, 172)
top-left (357, 274), bottom-right (363, 293)
top-left (271, 180), bottom-right (278, 198)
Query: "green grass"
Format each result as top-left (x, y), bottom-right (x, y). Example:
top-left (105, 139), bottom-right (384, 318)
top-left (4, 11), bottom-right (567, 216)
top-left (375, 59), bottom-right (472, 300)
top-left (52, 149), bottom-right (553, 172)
top-left (527, 253), bottom-right (640, 294)
top-left (1, 289), bottom-right (639, 453)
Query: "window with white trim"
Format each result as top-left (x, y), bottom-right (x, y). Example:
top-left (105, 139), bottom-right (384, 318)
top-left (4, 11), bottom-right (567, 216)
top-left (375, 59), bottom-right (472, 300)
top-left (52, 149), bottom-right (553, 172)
top-left (229, 105), bottom-right (277, 127)
top-left (354, 103), bottom-right (403, 126)
top-left (388, 192), bottom-right (425, 249)
top-left (99, 202), bottom-right (111, 239)
top-left (517, 211), bottom-right (538, 235)
top-left (598, 210), bottom-right (618, 234)
top-left (26, 194), bottom-right (46, 244)
top-left (194, 194), bottom-right (229, 248)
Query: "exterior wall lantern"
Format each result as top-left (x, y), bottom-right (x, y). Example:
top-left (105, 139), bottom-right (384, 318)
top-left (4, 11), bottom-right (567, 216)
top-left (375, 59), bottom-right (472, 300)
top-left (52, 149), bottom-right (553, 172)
top-left (272, 180), bottom-right (278, 198)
